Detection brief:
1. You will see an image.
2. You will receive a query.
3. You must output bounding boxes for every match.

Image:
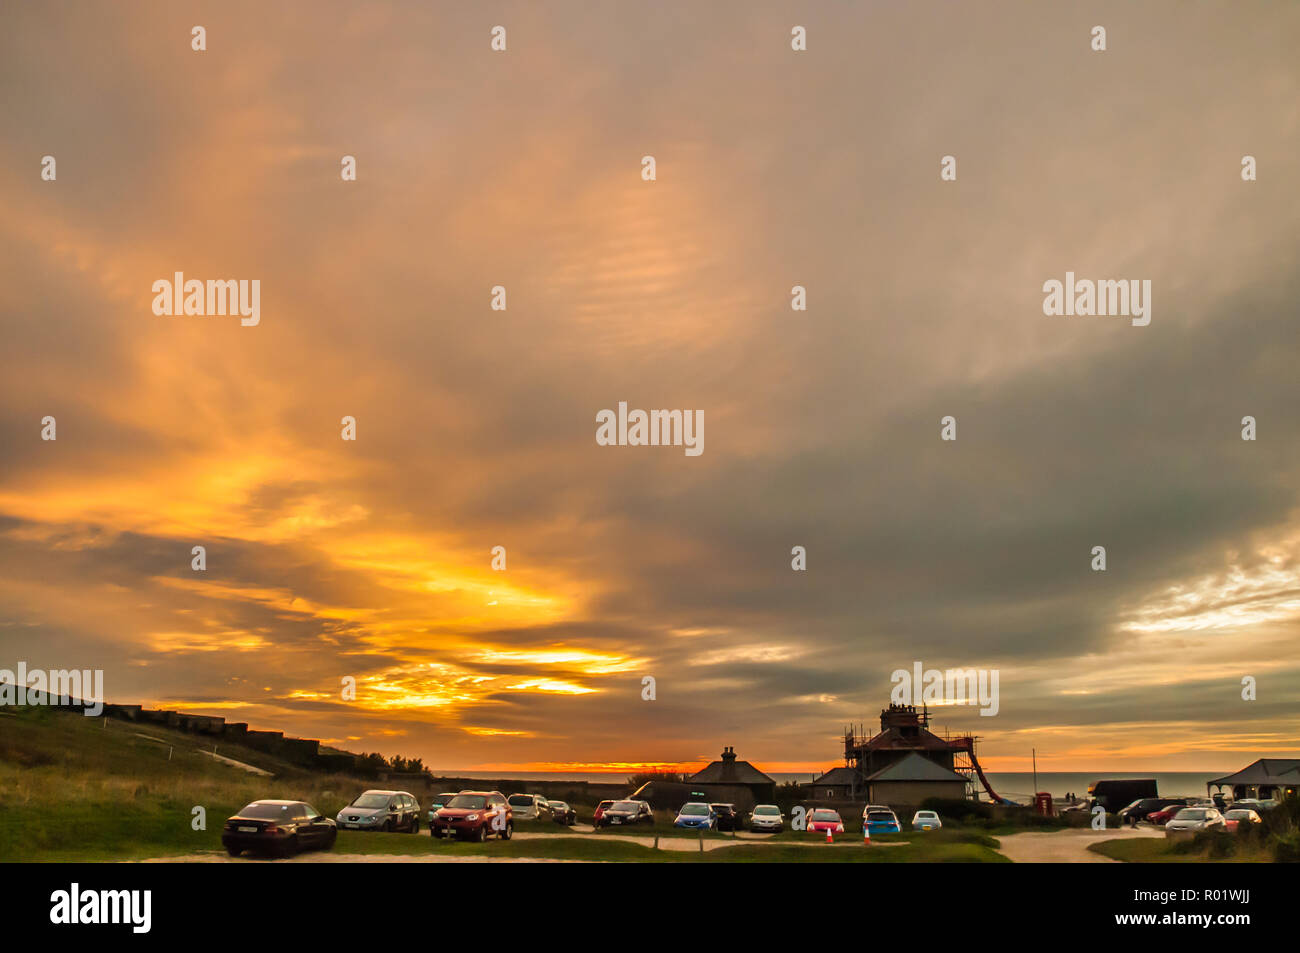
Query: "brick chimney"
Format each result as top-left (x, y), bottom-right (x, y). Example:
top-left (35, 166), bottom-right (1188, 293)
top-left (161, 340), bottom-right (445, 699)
top-left (720, 745), bottom-right (737, 781)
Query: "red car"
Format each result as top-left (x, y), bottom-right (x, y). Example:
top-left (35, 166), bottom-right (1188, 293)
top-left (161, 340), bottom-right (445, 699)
top-left (1146, 803), bottom-right (1190, 826)
top-left (807, 808), bottom-right (845, 834)
top-left (430, 791), bottom-right (513, 841)
top-left (592, 800), bottom-right (615, 827)
top-left (1223, 808), bottom-right (1262, 831)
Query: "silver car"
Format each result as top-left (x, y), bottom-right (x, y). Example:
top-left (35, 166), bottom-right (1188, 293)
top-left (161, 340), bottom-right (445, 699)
top-left (507, 793), bottom-right (551, 821)
top-left (911, 810), bottom-right (943, 831)
top-left (1165, 807), bottom-right (1226, 832)
top-left (748, 804), bottom-right (783, 832)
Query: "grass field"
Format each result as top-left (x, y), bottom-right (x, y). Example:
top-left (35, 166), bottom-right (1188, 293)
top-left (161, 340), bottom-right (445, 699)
top-left (0, 707), bottom-right (1010, 862)
top-left (1090, 835), bottom-right (1276, 863)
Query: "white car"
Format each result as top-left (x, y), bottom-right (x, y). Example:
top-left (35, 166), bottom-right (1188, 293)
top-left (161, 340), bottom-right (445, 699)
top-left (748, 804), bottom-right (784, 832)
top-left (1165, 807), bottom-right (1226, 832)
top-left (911, 810), bottom-right (942, 831)
top-left (506, 793), bottom-right (551, 821)
top-left (860, 803), bottom-right (890, 822)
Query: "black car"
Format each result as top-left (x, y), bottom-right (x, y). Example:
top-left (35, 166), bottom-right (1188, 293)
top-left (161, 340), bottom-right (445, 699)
top-left (597, 799), bottom-right (654, 827)
top-left (710, 803), bottom-right (739, 831)
top-left (548, 800), bottom-right (578, 825)
top-left (222, 800), bottom-right (337, 857)
top-left (335, 789), bottom-right (421, 832)
top-left (1118, 797), bottom-right (1186, 824)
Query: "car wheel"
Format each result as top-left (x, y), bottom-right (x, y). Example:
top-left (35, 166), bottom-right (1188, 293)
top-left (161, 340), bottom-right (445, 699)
top-left (384, 819), bottom-right (394, 832)
top-left (410, 818), bottom-right (419, 834)
top-left (501, 822), bottom-right (513, 841)
top-left (225, 845), bottom-right (242, 857)
top-left (473, 825), bottom-right (486, 843)
top-left (326, 831), bottom-right (337, 850)
top-left (286, 835), bottom-right (301, 858)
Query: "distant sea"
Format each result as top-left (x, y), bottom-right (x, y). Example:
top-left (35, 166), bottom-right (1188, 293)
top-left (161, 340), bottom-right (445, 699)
top-left (440, 770), bottom-right (1228, 802)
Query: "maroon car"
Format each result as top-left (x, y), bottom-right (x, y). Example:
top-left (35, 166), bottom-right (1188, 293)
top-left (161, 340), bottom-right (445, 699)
top-left (430, 791), bottom-right (513, 841)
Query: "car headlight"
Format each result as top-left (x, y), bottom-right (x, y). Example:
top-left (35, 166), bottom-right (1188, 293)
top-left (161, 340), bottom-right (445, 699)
top-left (465, 814), bottom-right (479, 822)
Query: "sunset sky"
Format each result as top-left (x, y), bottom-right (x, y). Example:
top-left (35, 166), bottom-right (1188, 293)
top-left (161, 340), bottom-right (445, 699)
top-left (2, 2), bottom-right (1298, 775)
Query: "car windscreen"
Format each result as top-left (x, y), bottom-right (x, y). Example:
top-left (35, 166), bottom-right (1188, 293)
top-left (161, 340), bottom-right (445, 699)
top-left (754, 806), bottom-right (779, 815)
top-left (238, 802), bottom-right (295, 820)
top-left (446, 795), bottom-right (488, 809)
top-left (811, 810), bottom-right (839, 821)
top-left (351, 794), bottom-right (390, 809)
top-left (1177, 809), bottom-right (1207, 819)
top-left (549, 802), bottom-right (568, 810)
top-left (679, 804), bottom-right (709, 815)
top-left (867, 811), bottom-right (895, 821)
top-left (610, 801), bottom-right (639, 811)
top-left (508, 796), bottom-right (533, 806)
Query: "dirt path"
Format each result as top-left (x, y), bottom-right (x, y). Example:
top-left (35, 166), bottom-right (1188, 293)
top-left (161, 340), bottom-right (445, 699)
top-left (994, 826), bottom-right (1165, 862)
top-left (136, 828), bottom-right (902, 862)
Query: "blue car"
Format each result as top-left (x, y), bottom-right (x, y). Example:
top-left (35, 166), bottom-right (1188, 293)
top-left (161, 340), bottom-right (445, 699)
top-left (674, 802), bottom-right (716, 829)
top-left (865, 808), bottom-right (901, 835)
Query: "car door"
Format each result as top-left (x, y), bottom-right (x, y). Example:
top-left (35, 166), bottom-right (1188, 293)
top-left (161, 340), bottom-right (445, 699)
top-left (490, 794), bottom-right (508, 832)
top-left (296, 804), bottom-right (321, 844)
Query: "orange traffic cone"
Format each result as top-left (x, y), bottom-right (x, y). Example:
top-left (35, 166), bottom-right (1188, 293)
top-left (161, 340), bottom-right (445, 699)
top-left (825, 827), bottom-right (833, 844)
top-left (863, 825), bottom-right (871, 846)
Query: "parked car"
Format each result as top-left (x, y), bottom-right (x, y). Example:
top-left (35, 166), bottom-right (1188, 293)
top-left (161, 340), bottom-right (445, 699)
top-left (748, 804), bottom-right (783, 833)
top-left (431, 791), bottom-right (513, 841)
top-left (807, 808), bottom-right (845, 835)
top-left (426, 792), bottom-right (458, 828)
top-left (865, 808), bottom-right (901, 835)
top-left (599, 799), bottom-right (654, 827)
top-left (710, 803), bottom-right (739, 832)
top-left (592, 800), bottom-right (616, 827)
top-left (1166, 807), bottom-right (1226, 833)
top-left (860, 804), bottom-right (890, 821)
top-left (222, 800), bottom-right (336, 857)
top-left (336, 789), bottom-right (420, 832)
top-left (1119, 797), bottom-right (1186, 824)
top-left (1230, 798), bottom-right (1276, 813)
top-left (911, 810), bottom-right (942, 831)
top-left (1146, 800), bottom-right (1193, 826)
top-left (674, 802), bottom-right (716, 830)
top-left (1223, 808), bottom-right (1262, 831)
top-left (548, 800), bottom-right (578, 825)
top-left (507, 793), bottom-right (551, 821)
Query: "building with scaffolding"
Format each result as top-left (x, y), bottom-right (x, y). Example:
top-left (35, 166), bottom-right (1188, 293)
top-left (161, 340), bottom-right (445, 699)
top-left (810, 703), bottom-right (1005, 803)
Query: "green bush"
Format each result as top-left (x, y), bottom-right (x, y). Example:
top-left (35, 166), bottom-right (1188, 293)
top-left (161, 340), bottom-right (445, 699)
top-left (1272, 832), bottom-right (1300, 863)
top-left (921, 797), bottom-right (992, 822)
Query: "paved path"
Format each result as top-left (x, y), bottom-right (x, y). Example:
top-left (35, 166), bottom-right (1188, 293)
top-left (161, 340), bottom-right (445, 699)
top-left (994, 826), bottom-right (1164, 862)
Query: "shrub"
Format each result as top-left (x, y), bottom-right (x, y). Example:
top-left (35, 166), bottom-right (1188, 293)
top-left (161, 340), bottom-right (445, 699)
top-left (920, 797), bottom-right (992, 822)
top-left (1272, 832), bottom-right (1300, 863)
